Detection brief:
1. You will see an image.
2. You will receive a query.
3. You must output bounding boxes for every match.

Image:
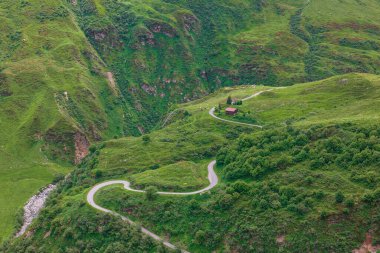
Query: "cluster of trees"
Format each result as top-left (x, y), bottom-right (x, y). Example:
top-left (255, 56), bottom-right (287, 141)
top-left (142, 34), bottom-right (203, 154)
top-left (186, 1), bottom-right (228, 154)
top-left (217, 125), bottom-right (380, 184)
top-left (1, 209), bottom-right (161, 253)
top-left (226, 96), bottom-right (242, 105)
top-left (4, 124), bottom-right (380, 253)
top-left (90, 124), bottom-right (380, 252)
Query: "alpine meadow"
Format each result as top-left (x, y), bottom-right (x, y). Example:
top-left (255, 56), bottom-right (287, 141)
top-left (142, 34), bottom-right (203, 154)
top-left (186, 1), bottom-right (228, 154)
top-left (0, 0), bottom-right (380, 252)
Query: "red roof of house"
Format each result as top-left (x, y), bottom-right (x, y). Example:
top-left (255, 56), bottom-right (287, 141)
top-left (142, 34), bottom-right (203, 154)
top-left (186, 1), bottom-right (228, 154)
top-left (225, 107), bottom-right (238, 112)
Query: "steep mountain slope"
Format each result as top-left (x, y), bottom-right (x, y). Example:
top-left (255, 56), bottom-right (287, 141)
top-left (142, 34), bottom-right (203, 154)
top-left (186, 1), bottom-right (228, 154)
top-left (1, 0), bottom-right (380, 249)
top-left (0, 0), bottom-right (125, 241)
top-left (3, 74), bottom-right (379, 252)
top-left (71, 0), bottom-right (380, 132)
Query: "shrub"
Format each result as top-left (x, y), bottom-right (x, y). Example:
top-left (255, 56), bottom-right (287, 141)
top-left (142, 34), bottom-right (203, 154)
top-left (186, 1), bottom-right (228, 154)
top-left (150, 164), bottom-right (160, 170)
top-left (94, 170), bottom-right (103, 179)
top-left (345, 198), bottom-right (354, 208)
top-left (226, 96), bottom-right (232, 105)
top-left (142, 135), bottom-right (151, 143)
top-left (231, 181), bottom-right (250, 193)
top-left (89, 145), bottom-right (97, 153)
top-left (313, 190), bottom-right (325, 200)
top-left (145, 186), bottom-right (158, 201)
top-left (305, 176), bottom-right (314, 185)
top-left (362, 194), bottom-right (373, 205)
top-left (320, 210), bottom-right (328, 220)
top-left (53, 173), bottom-right (65, 183)
top-left (335, 191), bottom-right (345, 203)
top-left (194, 230), bottom-right (206, 245)
top-left (218, 193), bottom-right (234, 209)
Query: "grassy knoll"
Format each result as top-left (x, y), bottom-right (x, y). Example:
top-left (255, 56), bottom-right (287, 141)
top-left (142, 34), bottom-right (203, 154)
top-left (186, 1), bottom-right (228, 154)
top-left (96, 85), bottom-right (268, 176)
top-left (130, 161), bottom-right (209, 191)
top-left (218, 73), bottom-right (380, 127)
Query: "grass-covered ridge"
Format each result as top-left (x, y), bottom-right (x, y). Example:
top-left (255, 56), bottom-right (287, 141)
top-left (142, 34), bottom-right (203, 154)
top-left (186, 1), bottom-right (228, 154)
top-left (217, 73), bottom-right (380, 127)
top-left (2, 74), bottom-right (380, 252)
top-left (130, 161), bottom-right (209, 191)
top-left (71, 0), bottom-right (380, 133)
top-left (0, 0), bottom-right (127, 241)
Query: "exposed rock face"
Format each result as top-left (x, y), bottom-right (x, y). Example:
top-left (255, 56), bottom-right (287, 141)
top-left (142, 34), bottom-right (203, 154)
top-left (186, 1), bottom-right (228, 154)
top-left (141, 83), bottom-right (157, 96)
top-left (276, 235), bottom-right (285, 244)
top-left (180, 13), bottom-right (200, 33)
top-left (353, 233), bottom-right (380, 253)
top-left (16, 184), bottom-right (56, 238)
top-left (147, 21), bottom-right (177, 37)
top-left (74, 132), bottom-right (90, 164)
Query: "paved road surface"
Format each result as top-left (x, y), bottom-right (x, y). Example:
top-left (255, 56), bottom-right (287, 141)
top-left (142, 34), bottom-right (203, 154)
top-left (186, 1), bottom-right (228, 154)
top-left (87, 87), bottom-right (285, 252)
top-left (87, 160), bottom-right (217, 252)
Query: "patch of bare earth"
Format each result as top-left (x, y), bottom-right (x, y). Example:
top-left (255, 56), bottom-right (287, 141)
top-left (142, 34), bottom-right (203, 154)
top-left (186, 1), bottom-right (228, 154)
top-left (276, 235), bottom-right (285, 245)
top-left (137, 125), bottom-right (145, 135)
top-left (353, 233), bottom-right (380, 253)
top-left (74, 132), bottom-right (90, 164)
top-left (106, 72), bottom-right (118, 95)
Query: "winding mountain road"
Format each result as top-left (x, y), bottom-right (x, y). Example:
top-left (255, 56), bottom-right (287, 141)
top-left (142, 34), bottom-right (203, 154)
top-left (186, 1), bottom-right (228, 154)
top-left (87, 88), bottom-right (282, 251)
top-left (87, 161), bottom-right (217, 252)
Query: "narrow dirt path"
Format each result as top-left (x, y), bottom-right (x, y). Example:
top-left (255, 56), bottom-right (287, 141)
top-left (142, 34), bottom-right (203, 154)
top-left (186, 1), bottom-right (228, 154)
top-left (87, 161), bottom-right (217, 252)
top-left (209, 107), bottom-right (263, 128)
top-left (161, 108), bottom-right (185, 127)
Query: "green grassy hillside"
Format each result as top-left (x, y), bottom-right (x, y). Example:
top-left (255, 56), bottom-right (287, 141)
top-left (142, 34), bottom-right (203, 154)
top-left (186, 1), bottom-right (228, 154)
top-left (0, 0), bottom-right (126, 241)
top-left (130, 161), bottom-right (209, 191)
top-left (218, 73), bottom-right (380, 126)
top-left (70, 0), bottom-right (380, 132)
top-left (2, 0), bottom-right (380, 250)
top-left (3, 74), bottom-right (379, 252)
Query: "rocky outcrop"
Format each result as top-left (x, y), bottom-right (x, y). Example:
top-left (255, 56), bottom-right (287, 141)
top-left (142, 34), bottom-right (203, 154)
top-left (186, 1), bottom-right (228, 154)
top-left (74, 132), bottom-right (90, 164)
top-left (179, 13), bottom-right (200, 34)
top-left (16, 184), bottom-right (56, 238)
top-left (353, 233), bottom-right (380, 253)
top-left (141, 83), bottom-right (157, 96)
top-left (147, 21), bottom-right (178, 38)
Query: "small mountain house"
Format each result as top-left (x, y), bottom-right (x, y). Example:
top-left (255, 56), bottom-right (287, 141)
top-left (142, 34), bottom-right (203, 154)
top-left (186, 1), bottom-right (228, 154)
top-left (225, 107), bottom-right (238, 115)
